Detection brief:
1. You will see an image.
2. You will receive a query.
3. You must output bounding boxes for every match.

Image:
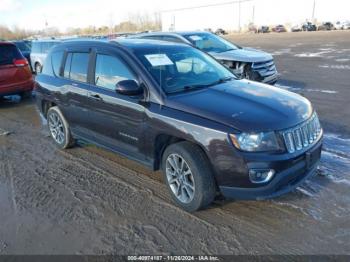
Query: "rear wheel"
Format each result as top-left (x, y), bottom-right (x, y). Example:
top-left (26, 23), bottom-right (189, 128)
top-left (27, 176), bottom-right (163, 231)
top-left (47, 106), bottom-right (75, 149)
top-left (162, 142), bottom-right (216, 212)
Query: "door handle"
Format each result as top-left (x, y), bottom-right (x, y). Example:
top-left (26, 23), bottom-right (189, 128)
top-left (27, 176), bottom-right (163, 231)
top-left (89, 93), bottom-right (103, 101)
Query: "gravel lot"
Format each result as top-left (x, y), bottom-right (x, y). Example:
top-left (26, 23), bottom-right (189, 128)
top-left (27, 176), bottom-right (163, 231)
top-left (0, 30), bottom-right (350, 255)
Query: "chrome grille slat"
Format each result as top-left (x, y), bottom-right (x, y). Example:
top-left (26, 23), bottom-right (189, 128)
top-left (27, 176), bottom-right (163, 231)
top-left (281, 113), bottom-right (322, 153)
top-left (251, 60), bottom-right (277, 77)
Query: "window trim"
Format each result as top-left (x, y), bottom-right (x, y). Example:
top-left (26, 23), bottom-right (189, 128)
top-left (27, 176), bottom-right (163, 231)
top-left (91, 50), bottom-right (138, 92)
top-left (61, 50), bottom-right (93, 84)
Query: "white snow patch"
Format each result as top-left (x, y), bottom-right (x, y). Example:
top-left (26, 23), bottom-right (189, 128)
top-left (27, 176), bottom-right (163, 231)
top-left (319, 64), bottom-right (350, 70)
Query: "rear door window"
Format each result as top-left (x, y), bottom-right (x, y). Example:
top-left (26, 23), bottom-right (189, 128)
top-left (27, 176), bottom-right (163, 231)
top-left (94, 54), bottom-right (135, 90)
top-left (63, 52), bottom-right (89, 82)
top-left (0, 44), bottom-right (23, 65)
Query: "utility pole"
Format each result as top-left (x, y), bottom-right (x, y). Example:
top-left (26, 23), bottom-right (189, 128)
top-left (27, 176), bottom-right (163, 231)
top-left (252, 5), bottom-right (255, 24)
top-left (312, 0), bottom-right (316, 22)
top-left (238, 0), bottom-right (241, 33)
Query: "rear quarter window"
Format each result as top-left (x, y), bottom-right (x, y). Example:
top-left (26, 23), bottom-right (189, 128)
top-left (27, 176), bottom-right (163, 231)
top-left (0, 44), bottom-right (23, 65)
top-left (64, 52), bottom-right (89, 82)
top-left (42, 50), bottom-right (64, 76)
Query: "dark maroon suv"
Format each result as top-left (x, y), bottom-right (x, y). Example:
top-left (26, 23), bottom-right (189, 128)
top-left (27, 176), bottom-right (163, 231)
top-left (35, 39), bottom-right (323, 212)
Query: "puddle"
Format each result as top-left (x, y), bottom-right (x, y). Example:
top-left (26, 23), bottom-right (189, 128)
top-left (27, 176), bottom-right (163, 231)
top-left (317, 133), bottom-right (350, 188)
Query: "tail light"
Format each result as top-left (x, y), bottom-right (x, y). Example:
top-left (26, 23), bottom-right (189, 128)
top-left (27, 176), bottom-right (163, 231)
top-left (13, 58), bottom-right (28, 67)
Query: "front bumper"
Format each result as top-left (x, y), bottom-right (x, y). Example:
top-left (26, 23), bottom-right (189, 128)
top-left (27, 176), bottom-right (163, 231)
top-left (261, 72), bottom-right (279, 85)
top-left (219, 138), bottom-right (322, 200)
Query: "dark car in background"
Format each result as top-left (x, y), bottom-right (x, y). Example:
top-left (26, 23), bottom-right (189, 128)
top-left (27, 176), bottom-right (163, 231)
top-left (30, 39), bottom-right (61, 74)
top-left (272, 25), bottom-right (287, 33)
top-left (129, 31), bottom-right (278, 84)
top-left (13, 41), bottom-right (32, 69)
top-left (0, 42), bottom-right (34, 98)
top-left (318, 22), bottom-right (335, 31)
top-left (258, 26), bottom-right (270, 33)
top-left (35, 39), bottom-right (323, 211)
top-left (302, 22), bottom-right (317, 31)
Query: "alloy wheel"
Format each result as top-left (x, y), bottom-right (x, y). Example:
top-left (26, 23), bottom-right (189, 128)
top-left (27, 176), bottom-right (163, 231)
top-left (165, 153), bottom-right (195, 204)
top-left (48, 112), bottom-right (65, 144)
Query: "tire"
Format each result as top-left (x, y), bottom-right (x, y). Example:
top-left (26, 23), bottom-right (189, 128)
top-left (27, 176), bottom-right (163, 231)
top-left (47, 106), bottom-right (75, 149)
top-left (35, 63), bottom-right (42, 74)
top-left (161, 141), bottom-right (216, 212)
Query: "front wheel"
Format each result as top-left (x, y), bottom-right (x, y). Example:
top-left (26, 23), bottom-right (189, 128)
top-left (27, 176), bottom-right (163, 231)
top-left (47, 106), bottom-right (75, 149)
top-left (162, 142), bottom-right (216, 212)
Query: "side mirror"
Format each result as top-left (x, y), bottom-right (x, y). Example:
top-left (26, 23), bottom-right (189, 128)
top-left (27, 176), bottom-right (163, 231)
top-left (116, 80), bottom-right (143, 96)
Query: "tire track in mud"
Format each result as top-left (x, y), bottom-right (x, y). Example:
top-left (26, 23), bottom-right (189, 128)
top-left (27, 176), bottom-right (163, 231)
top-left (0, 116), bottom-right (243, 254)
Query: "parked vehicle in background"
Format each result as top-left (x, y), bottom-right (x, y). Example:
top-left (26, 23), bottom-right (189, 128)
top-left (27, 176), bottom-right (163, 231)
top-left (215, 28), bottom-right (227, 35)
top-left (0, 42), bottom-right (34, 98)
top-left (129, 31), bottom-right (278, 84)
top-left (318, 22), bottom-right (335, 31)
top-left (248, 23), bottom-right (258, 33)
top-left (334, 21), bottom-right (343, 30)
top-left (302, 22), bottom-right (317, 31)
top-left (272, 25), bottom-right (287, 33)
top-left (257, 26), bottom-right (270, 33)
top-left (12, 41), bottom-right (32, 69)
top-left (291, 24), bottom-right (302, 32)
top-left (35, 39), bottom-right (323, 211)
top-left (340, 21), bottom-right (350, 30)
top-left (30, 40), bottom-right (61, 74)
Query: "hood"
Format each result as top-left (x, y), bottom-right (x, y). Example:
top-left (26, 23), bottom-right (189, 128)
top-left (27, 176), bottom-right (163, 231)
top-left (166, 80), bottom-right (313, 132)
top-left (210, 48), bottom-right (273, 63)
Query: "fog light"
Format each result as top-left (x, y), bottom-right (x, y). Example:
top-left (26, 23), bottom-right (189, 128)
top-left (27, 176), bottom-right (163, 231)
top-left (249, 169), bottom-right (275, 184)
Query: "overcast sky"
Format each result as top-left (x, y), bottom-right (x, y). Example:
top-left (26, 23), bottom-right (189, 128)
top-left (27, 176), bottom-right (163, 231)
top-left (1, 0), bottom-right (349, 32)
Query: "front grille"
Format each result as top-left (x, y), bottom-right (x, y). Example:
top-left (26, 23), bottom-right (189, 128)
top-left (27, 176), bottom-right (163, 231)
top-left (251, 59), bottom-right (277, 77)
top-left (281, 112), bottom-right (322, 153)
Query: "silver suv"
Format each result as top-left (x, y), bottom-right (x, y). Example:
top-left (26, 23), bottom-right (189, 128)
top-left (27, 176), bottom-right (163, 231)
top-left (30, 40), bottom-right (61, 74)
top-left (129, 31), bottom-right (279, 84)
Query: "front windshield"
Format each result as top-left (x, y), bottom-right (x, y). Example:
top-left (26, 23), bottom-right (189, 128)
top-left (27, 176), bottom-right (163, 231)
top-left (135, 45), bottom-right (235, 94)
top-left (15, 42), bottom-right (30, 52)
top-left (182, 33), bottom-right (241, 53)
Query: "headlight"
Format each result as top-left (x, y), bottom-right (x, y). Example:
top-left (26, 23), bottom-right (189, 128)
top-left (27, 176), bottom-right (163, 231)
top-left (230, 132), bottom-right (280, 152)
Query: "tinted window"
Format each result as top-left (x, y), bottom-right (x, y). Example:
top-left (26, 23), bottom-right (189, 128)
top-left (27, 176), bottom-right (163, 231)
top-left (14, 42), bottom-right (30, 52)
top-left (182, 33), bottom-right (241, 53)
top-left (162, 36), bottom-right (184, 43)
top-left (31, 42), bottom-right (41, 53)
top-left (0, 44), bottom-right (23, 65)
top-left (51, 51), bottom-right (64, 76)
top-left (64, 52), bottom-right (89, 82)
top-left (95, 54), bottom-right (135, 90)
top-left (143, 35), bottom-right (163, 41)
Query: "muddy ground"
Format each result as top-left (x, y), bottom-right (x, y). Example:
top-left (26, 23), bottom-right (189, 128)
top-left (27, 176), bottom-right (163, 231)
top-left (0, 30), bottom-right (350, 255)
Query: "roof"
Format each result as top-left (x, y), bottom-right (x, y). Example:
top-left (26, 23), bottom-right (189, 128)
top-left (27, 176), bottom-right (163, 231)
top-left (0, 41), bottom-right (15, 46)
top-left (55, 38), bottom-right (189, 53)
top-left (131, 31), bottom-right (212, 38)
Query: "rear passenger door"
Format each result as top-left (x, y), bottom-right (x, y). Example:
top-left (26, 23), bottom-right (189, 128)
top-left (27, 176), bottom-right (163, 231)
top-left (59, 49), bottom-right (93, 134)
top-left (84, 48), bottom-right (146, 161)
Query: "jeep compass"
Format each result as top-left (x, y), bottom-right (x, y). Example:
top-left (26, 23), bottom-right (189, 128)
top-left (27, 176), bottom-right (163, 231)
top-left (35, 39), bottom-right (323, 212)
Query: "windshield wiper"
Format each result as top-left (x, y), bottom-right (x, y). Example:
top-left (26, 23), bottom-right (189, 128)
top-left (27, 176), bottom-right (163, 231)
top-left (167, 77), bottom-right (234, 94)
